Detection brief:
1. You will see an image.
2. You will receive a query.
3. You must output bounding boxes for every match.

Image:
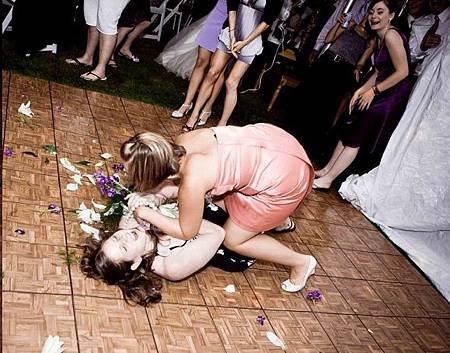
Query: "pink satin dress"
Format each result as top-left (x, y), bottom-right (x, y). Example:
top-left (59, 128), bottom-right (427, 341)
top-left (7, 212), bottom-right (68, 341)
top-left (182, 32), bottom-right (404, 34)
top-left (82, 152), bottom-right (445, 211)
top-left (209, 123), bottom-right (313, 232)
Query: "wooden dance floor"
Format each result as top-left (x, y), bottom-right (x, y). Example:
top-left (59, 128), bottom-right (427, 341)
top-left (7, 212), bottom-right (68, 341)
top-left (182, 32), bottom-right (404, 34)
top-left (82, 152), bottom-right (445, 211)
top-left (2, 71), bottom-right (450, 353)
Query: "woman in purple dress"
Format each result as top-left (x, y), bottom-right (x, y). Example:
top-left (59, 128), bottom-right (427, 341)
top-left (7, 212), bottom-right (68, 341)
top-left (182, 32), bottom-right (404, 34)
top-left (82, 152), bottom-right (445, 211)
top-left (313, 0), bottom-right (412, 190)
top-left (171, 0), bottom-right (228, 126)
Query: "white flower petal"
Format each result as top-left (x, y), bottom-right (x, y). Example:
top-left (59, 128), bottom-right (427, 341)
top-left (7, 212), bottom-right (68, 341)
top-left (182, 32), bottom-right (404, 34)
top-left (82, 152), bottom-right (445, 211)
top-left (100, 153), bottom-right (113, 160)
top-left (18, 101), bottom-right (34, 117)
top-left (266, 331), bottom-right (286, 350)
top-left (91, 199), bottom-right (106, 210)
top-left (83, 174), bottom-right (96, 185)
top-left (41, 335), bottom-right (65, 353)
top-left (59, 157), bottom-right (80, 174)
top-left (224, 284), bottom-right (236, 293)
top-left (94, 161), bottom-right (105, 168)
top-left (66, 183), bottom-right (79, 191)
top-left (80, 223), bottom-right (100, 239)
top-left (71, 174), bottom-right (83, 185)
top-left (79, 202), bottom-right (87, 211)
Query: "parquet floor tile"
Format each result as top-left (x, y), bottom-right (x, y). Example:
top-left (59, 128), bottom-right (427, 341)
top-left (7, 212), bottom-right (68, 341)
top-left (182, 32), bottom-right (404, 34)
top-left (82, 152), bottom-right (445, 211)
top-left (196, 267), bottom-right (261, 308)
top-left (290, 201), bottom-right (317, 220)
top-left (331, 203), bottom-right (377, 230)
top-left (406, 284), bottom-right (450, 318)
top-left (344, 250), bottom-right (397, 282)
top-left (4, 120), bottom-right (56, 147)
top-left (146, 303), bottom-right (226, 353)
top-left (59, 177), bottom-right (104, 211)
top-left (301, 275), bottom-right (353, 314)
top-left (75, 296), bottom-right (158, 353)
top-left (121, 98), bottom-right (158, 118)
top-left (292, 219), bottom-right (338, 247)
top-left (331, 278), bottom-right (392, 316)
top-left (2, 169), bottom-right (61, 206)
top-left (2, 292), bottom-right (78, 353)
top-left (86, 91), bottom-right (125, 111)
top-left (315, 313), bottom-right (384, 353)
top-left (434, 319), bottom-right (450, 346)
top-left (54, 113), bottom-right (98, 137)
top-left (303, 200), bottom-right (347, 225)
top-left (266, 310), bottom-right (338, 352)
top-left (50, 82), bottom-right (90, 105)
top-left (209, 307), bottom-right (281, 353)
top-left (369, 282), bottom-right (429, 317)
top-left (377, 254), bottom-right (430, 285)
top-left (2, 201), bottom-right (65, 245)
top-left (324, 224), bottom-right (370, 251)
top-left (2, 241), bottom-right (71, 294)
top-left (244, 269), bottom-right (310, 311)
top-left (2, 141), bottom-right (59, 175)
top-left (55, 129), bottom-right (103, 158)
top-left (127, 113), bottom-right (171, 138)
top-left (307, 245), bottom-right (363, 279)
top-left (351, 228), bottom-right (401, 255)
top-left (398, 317), bottom-right (450, 352)
top-left (358, 316), bottom-right (424, 353)
top-left (160, 277), bottom-right (206, 305)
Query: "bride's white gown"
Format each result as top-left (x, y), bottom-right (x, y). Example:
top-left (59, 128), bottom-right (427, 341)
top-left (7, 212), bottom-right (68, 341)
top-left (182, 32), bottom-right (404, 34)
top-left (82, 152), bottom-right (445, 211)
top-left (339, 32), bottom-right (450, 300)
top-left (155, 16), bottom-right (207, 79)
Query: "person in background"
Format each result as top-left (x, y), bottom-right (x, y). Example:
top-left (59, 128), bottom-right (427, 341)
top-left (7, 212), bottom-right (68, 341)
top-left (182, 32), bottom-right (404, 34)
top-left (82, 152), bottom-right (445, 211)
top-left (183, 0), bottom-right (283, 130)
top-left (108, 0), bottom-right (153, 68)
top-left (314, 0), bottom-right (412, 190)
top-left (170, 0), bottom-right (228, 126)
top-left (308, 0), bottom-right (372, 64)
top-left (410, 0), bottom-right (449, 76)
top-left (65, 0), bottom-right (131, 81)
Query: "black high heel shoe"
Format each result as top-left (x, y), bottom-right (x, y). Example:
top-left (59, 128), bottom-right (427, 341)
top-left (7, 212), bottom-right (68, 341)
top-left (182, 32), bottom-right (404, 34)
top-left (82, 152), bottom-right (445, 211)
top-left (181, 118), bottom-right (199, 133)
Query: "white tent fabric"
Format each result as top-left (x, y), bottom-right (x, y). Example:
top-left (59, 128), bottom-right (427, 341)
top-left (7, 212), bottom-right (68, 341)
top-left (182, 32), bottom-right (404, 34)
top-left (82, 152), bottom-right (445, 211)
top-left (339, 32), bottom-right (450, 301)
top-left (155, 16), bottom-right (207, 79)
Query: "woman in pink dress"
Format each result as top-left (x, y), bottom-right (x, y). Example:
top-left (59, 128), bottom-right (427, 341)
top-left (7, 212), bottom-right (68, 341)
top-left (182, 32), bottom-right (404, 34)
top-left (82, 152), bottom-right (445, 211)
top-left (120, 124), bottom-right (317, 292)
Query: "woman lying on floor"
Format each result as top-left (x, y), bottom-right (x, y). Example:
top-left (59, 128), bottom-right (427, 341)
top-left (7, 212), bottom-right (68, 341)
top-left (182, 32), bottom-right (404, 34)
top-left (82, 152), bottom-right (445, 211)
top-left (80, 199), bottom-right (255, 306)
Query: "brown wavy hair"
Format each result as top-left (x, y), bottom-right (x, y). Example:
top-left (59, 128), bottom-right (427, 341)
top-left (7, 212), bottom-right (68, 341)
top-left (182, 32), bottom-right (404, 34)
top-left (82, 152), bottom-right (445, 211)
top-left (120, 132), bottom-right (186, 192)
top-left (80, 230), bottom-right (163, 306)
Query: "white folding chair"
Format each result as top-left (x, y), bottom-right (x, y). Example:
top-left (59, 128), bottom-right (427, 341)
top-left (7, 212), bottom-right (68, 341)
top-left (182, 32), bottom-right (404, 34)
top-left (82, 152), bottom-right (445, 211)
top-left (143, 0), bottom-right (187, 42)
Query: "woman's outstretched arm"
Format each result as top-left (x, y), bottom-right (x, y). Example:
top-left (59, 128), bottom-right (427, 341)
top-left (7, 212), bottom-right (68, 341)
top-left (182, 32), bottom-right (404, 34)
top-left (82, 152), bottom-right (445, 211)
top-left (152, 220), bottom-right (225, 281)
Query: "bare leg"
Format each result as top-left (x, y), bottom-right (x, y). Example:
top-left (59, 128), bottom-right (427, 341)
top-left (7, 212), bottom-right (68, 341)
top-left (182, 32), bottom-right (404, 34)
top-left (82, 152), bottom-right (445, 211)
top-left (200, 69), bottom-right (226, 123)
top-left (186, 50), bottom-right (231, 127)
top-left (314, 144), bottom-right (359, 189)
top-left (217, 60), bottom-right (250, 126)
top-left (82, 32), bottom-right (117, 79)
top-left (77, 26), bottom-right (99, 65)
top-left (222, 219), bottom-right (312, 286)
top-left (111, 26), bottom-right (133, 61)
top-left (119, 20), bottom-right (151, 57)
top-left (315, 140), bottom-right (345, 177)
top-left (175, 47), bottom-right (212, 115)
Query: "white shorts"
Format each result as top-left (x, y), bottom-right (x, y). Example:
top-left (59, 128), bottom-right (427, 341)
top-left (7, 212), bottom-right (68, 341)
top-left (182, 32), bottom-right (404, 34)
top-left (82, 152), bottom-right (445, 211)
top-left (84, 0), bottom-right (131, 35)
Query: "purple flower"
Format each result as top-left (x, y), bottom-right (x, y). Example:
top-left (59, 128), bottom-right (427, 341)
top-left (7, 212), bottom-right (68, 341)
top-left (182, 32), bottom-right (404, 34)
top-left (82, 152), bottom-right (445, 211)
top-left (55, 104), bottom-right (63, 112)
top-left (48, 203), bottom-right (62, 214)
top-left (14, 228), bottom-right (25, 236)
top-left (306, 289), bottom-right (323, 302)
top-left (48, 203), bottom-right (57, 210)
top-left (3, 147), bottom-right (13, 158)
top-left (256, 315), bottom-right (265, 326)
top-left (92, 170), bottom-right (128, 199)
top-left (112, 163), bottom-right (124, 173)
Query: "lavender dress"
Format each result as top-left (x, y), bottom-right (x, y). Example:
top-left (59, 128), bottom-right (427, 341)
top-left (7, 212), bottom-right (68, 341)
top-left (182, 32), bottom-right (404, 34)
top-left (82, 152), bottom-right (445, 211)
top-left (341, 28), bottom-right (412, 156)
top-left (196, 0), bottom-right (228, 52)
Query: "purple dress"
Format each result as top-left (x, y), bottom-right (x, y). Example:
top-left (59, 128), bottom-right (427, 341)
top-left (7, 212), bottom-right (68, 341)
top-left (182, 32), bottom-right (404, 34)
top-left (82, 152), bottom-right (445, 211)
top-left (196, 0), bottom-right (228, 52)
top-left (341, 28), bottom-right (412, 155)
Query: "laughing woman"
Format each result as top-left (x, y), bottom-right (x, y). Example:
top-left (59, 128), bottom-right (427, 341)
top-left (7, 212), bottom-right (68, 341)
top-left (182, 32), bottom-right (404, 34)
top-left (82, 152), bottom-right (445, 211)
top-left (313, 0), bottom-right (412, 189)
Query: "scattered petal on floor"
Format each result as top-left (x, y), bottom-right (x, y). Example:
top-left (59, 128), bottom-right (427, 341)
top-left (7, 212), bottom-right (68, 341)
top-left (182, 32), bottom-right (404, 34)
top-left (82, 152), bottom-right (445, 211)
top-left (18, 100), bottom-right (34, 117)
top-left (224, 284), bottom-right (236, 293)
top-left (266, 331), bottom-right (286, 351)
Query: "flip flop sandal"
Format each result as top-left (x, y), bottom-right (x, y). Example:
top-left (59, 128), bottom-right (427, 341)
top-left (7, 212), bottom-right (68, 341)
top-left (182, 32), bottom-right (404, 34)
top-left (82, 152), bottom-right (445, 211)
top-left (81, 72), bottom-right (107, 81)
top-left (281, 256), bottom-right (317, 293)
top-left (65, 58), bottom-right (91, 67)
top-left (118, 51), bottom-right (140, 63)
top-left (108, 59), bottom-right (118, 69)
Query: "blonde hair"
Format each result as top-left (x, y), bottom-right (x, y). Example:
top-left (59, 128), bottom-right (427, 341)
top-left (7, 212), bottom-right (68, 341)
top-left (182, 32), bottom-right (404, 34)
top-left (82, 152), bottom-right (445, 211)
top-left (120, 132), bottom-right (185, 192)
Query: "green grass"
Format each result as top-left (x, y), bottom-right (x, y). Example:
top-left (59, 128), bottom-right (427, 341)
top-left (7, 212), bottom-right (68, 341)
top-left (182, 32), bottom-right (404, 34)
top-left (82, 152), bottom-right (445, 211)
top-left (2, 35), bottom-right (287, 127)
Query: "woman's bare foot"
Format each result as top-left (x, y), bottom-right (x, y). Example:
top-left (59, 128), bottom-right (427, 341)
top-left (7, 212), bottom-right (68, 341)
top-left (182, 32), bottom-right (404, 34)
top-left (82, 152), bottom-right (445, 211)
top-left (312, 176), bottom-right (333, 190)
